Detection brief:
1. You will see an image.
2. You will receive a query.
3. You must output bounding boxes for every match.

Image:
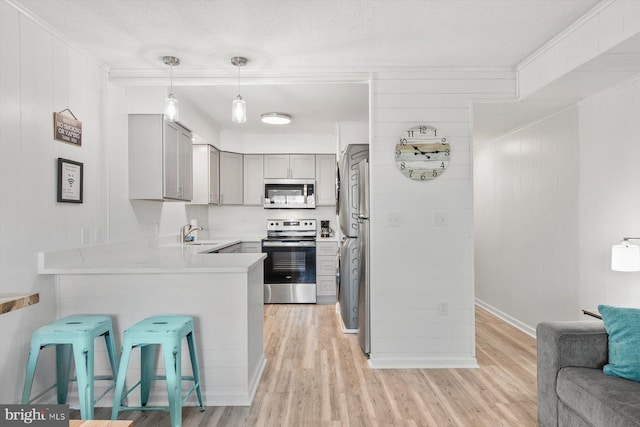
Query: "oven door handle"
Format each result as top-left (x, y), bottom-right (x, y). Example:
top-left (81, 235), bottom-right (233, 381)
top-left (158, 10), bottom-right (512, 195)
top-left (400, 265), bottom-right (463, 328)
top-left (262, 240), bottom-right (316, 247)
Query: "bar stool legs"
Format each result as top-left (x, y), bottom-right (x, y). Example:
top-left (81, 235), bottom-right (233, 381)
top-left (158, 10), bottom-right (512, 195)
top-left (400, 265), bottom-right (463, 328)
top-left (22, 315), bottom-right (119, 420)
top-left (111, 316), bottom-right (204, 427)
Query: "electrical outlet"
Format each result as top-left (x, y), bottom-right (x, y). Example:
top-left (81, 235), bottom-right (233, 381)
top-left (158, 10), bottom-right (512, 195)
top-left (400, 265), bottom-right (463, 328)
top-left (94, 226), bottom-right (103, 243)
top-left (438, 301), bottom-right (448, 316)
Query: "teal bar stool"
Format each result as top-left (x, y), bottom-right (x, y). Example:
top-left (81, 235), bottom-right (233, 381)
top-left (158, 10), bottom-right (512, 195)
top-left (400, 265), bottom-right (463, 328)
top-left (22, 315), bottom-right (119, 420)
top-left (111, 315), bottom-right (204, 427)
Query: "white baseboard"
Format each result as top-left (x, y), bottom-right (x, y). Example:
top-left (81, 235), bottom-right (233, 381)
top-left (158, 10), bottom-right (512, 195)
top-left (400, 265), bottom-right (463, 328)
top-left (89, 356), bottom-right (268, 408)
top-left (247, 355), bottom-right (267, 405)
top-left (368, 356), bottom-right (479, 369)
top-left (475, 299), bottom-right (536, 338)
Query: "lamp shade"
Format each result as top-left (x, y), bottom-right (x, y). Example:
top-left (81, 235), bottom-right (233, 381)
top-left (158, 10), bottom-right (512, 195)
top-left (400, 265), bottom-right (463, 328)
top-left (232, 95), bottom-right (246, 123)
top-left (164, 94), bottom-right (179, 122)
top-left (612, 244), bottom-right (640, 272)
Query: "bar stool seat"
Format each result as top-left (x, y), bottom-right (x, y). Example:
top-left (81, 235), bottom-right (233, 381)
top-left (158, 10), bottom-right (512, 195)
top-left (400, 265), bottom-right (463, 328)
top-left (22, 315), bottom-right (119, 420)
top-left (111, 315), bottom-right (204, 427)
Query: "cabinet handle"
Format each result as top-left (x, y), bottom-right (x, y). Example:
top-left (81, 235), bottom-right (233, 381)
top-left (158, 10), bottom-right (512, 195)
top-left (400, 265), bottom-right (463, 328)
top-left (221, 194), bottom-right (224, 203)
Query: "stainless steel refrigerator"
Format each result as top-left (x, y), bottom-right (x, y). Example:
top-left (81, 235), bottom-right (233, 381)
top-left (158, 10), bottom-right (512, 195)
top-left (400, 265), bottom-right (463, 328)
top-left (357, 159), bottom-right (370, 355)
top-left (337, 144), bottom-right (369, 331)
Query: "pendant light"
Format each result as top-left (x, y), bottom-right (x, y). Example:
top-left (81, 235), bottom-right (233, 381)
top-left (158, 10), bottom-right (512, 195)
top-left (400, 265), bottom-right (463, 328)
top-left (231, 56), bottom-right (248, 123)
top-left (163, 56), bottom-right (180, 122)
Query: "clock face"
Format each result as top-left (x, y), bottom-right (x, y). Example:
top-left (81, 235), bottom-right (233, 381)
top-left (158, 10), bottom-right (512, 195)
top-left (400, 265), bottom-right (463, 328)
top-left (395, 125), bottom-right (450, 181)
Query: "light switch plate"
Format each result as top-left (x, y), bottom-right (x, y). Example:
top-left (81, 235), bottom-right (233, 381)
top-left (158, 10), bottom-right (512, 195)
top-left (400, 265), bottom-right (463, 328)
top-left (387, 212), bottom-right (401, 227)
top-left (438, 301), bottom-right (448, 316)
top-left (80, 227), bottom-right (89, 244)
top-left (433, 211), bottom-right (448, 227)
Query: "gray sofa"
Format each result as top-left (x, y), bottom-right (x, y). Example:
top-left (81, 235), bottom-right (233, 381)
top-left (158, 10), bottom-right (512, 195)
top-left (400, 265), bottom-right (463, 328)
top-left (537, 321), bottom-right (640, 427)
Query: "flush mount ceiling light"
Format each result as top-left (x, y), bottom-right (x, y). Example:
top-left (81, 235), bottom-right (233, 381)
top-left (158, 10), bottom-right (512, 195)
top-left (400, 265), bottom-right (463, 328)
top-left (260, 112), bottom-right (292, 125)
top-left (231, 56), bottom-right (248, 123)
top-left (163, 56), bottom-right (180, 122)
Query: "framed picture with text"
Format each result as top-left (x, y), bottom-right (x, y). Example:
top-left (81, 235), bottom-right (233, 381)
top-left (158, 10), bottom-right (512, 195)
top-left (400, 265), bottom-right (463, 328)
top-left (57, 158), bottom-right (83, 203)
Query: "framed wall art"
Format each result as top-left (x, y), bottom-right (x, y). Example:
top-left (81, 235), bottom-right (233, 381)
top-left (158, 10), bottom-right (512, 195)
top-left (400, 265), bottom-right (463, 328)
top-left (57, 158), bottom-right (83, 203)
top-left (53, 109), bottom-right (82, 146)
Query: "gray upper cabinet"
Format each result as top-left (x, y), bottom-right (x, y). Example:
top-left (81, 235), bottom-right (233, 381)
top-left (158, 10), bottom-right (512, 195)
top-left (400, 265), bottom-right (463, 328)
top-left (315, 154), bottom-right (336, 206)
top-left (192, 144), bottom-right (219, 205)
top-left (128, 114), bottom-right (193, 201)
top-left (243, 154), bottom-right (264, 205)
top-left (220, 151), bottom-right (244, 205)
top-left (264, 154), bottom-right (315, 179)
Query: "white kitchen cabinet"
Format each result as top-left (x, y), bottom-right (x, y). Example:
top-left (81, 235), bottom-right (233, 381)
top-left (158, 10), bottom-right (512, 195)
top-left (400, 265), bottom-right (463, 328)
top-left (243, 154), bottom-right (264, 205)
top-left (315, 154), bottom-right (336, 206)
top-left (264, 154), bottom-right (315, 179)
top-left (192, 144), bottom-right (219, 205)
top-left (128, 114), bottom-right (193, 201)
top-left (219, 151), bottom-right (243, 205)
top-left (316, 240), bottom-right (338, 304)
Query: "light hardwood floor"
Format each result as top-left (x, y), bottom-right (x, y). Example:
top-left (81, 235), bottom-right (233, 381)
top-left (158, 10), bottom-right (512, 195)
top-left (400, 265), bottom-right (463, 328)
top-left (82, 304), bottom-right (537, 426)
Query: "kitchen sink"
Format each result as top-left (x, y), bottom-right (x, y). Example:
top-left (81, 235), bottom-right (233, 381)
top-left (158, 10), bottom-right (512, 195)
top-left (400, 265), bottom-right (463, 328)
top-left (186, 240), bottom-right (227, 246)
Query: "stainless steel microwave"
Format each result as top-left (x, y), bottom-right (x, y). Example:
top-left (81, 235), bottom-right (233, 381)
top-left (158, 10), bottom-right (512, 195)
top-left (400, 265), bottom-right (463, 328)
top-left (264, 179), bottom-right (316, 209)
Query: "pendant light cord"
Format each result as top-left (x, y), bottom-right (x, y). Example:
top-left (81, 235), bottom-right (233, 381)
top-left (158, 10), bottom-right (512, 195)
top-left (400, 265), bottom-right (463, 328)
top-left (237, 62), bottom-right (241, 97)
top-left (170, 63), bottom-right (174, 95)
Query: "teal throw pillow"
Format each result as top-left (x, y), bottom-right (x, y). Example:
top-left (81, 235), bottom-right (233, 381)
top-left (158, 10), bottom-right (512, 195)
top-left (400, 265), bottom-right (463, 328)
top-left (598, 304), bottom-right (640, 382)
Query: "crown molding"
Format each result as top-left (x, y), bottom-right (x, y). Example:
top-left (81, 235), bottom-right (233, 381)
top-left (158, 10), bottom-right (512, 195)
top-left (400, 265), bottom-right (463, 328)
top-left (4, 0), bottom-right (111, 72)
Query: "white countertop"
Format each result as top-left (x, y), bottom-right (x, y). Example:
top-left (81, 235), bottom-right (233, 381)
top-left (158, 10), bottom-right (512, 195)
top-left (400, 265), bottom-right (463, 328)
top-left (38, 239), bottom-right (266, 275)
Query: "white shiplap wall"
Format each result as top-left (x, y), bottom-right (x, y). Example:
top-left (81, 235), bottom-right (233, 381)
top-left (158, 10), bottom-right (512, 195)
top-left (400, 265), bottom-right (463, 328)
top-left (0, 1), bottom-right (110, 402)
top-left (474, 75), bottom-right (640, 335)
top-left (474, 108), bottom-right (580, 334)
top-left (369, 70), bottom-right (515, 367)
top-left (578, 78), bottom-right (640, 310)
top-left (0, 1), bottom-right (212, 404)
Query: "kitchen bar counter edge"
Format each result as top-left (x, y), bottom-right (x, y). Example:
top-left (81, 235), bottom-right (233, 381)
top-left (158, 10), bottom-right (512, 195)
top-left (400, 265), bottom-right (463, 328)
top-left (37, 237), bottom-right (267, 407)
top-left (38, 238), bottom-right (266, 274)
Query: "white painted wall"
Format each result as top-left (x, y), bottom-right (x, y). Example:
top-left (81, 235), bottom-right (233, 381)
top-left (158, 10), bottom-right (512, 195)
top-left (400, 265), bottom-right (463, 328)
top-left (336, 121), bottom-right (369, 154)
top-left (207, 206), bottom-right (337, 239)
top-left (0, 1), bottom-right (110, 403)
top-left (578, 78), bottom-right (640, 309)
top-left (0, 2), bottom-right (213, 403)
top-left (475, 75), bottom-right (640, 334)
top-left (474, 108), bottom-right (581, 335)
top-left (218, 131), bottom-right (335, 154)
top-left (369, 70), bottom-right (516, 367)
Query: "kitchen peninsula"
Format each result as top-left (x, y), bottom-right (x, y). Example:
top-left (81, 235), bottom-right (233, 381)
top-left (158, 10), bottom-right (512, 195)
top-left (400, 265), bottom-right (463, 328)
top-left (38, 238), bottom-right (266, 407)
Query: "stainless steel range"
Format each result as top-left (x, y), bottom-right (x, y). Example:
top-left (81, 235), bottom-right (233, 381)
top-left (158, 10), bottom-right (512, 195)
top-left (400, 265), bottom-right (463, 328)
top-left (262, 219), bottom-right (317, 304)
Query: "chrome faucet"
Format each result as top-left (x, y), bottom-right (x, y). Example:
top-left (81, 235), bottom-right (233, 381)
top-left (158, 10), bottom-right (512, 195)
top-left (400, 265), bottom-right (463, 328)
top-left (181, 224), bottom-right (204, 244)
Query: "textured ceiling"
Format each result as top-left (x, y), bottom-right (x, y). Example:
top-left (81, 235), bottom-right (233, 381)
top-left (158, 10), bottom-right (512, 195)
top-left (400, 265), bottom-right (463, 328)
top-left (16, 0), bottom-right (600, 70)
top-left (13, 0), bottom-right (601, 137)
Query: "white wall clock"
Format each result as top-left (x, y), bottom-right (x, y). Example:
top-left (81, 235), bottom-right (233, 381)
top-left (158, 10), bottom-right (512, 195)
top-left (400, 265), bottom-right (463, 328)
top-left (395, 125), bottom-right (450, 181)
